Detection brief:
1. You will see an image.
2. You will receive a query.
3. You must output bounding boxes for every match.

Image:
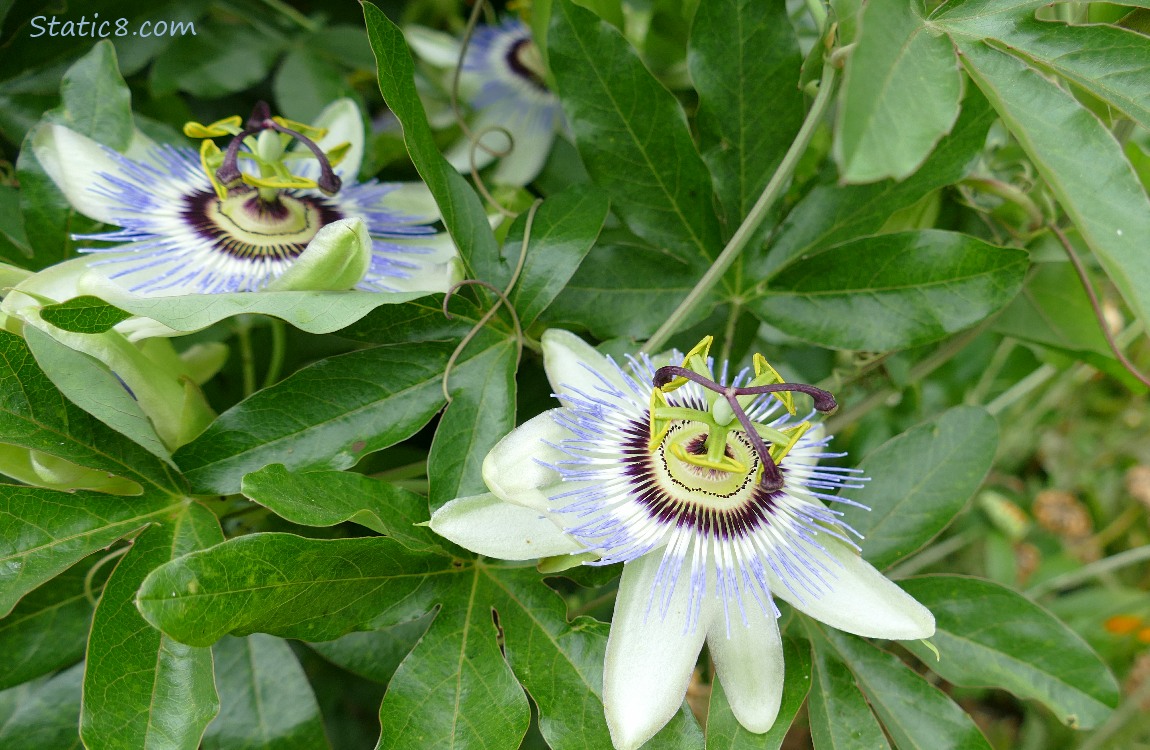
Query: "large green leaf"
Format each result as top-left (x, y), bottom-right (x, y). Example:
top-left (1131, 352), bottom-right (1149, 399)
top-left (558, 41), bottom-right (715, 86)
top-left (37, 295), bottom-right (131, 333)
top-left (17, 41), bottom-right (132, 270)
top-left (203, 635), bottom-right (330, 750)
top-left (428, 338), bottom-right (517, 510)
top-left (842, 406), bottom-right (998, 570)
top-left (759, 92), bottom-right (995, 279)
top-left (150, 25), bottom-right (283, 98)
top-left (307, 616), bottom-right (434, 685)
top-left (337, 293), bottom-right (485, 345)
top-left (705, 637), bottom-right (811, 749)
top-left (504, 185), bottom-right (610, 325)
top-left (81, 503), bottom-right (222, 750)
top-left (0, 662), bottom-right (83, 750)
top-left (806, 632), bottom-right (889, 750)
top-left (835, 0), bottom-right (962, 183)
top-left (0, 486), bottom-right (180, 617)
top-left (0, 329), bottom-right (185, 495)
top-left (819, 626), bottom-right (993, 750)
top-left (0, 558), bottom-right (101, 690)
top-left (994, 261), bottom-right (1114, 357)
top-left (362, 2), bottom-right (501, 283)
top-left (174, 342), bottom-right (452, 495)
top-left (23, 326), bottom-right (170, 461)
top-left (549, 0), bottom-right (722, 267)
top-left (688, 0), bottom-right (803, 227)
top-left (240, 464), bottom-right (445, 554)
top-left (956, 40), bottom-right (1150, 330)
top-left (376, 568), bottom-right (531, 750)
top-left (752, 230), bottom-right (1027, 351)
top-left (135, 533), bottom-right (453, 646)
top-left (901, 576), bottom-right (1120, 729)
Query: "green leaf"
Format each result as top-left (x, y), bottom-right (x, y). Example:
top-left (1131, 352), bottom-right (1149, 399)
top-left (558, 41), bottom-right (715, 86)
top-left (37, 295), bottom-right (131, 333)
top-left (241, 464), bottom-right (444, 553)
top-left (0, 184), bottom-right (32, 266)
top-left (376, 569), bottom-right (531, 750)
top-left (760, 91), bottom-right (995, 279)
top-left (818, 625), bottom-right (993, 750)
top-left (995, 18), bottom-right (1150, 130)
top-left (337, 293), bottom-right (482, 346)
top-left (0, 485), bottom-right (179, 617)
top-left (688, 0), bottom-right (803, 226)
top-left (505, 185), bottom-right (610, 325)
top-left (150, 25), bottom-right (283, 98)
top-left (806, 632), bottom-right (889, 750)
top-left (0, 557), bottom-right (102, 690)
top-left (428, 338), bottom-right (517, 510)
top-left (901, 576), bottom-right (1120, 730)
top-left (23, 326), bottom-right (171, 462)
top-left (136, 533), bottom-right (453, 646)
top-left (993, 261), bottom-right (1113, 357)
top-left (0, 329), bottom-right (185, 495)
top-left (307, 615), bottom-right (434, 684)
top-left (835, 0), bottom-right (962, 182)
top-left (17, 41), bottom-right (132, 270)
top-left (362, 2), bottom-right (501, 283)
top-left (541, 230), bottom-right (701, 340)
top-left (956, 39), bottom-right (1150, 331)
top-left (842, 406), bottom-right (998, 570)
top-left (274, 47), bottom-right (351, 124)
top-left (203, 635), bottom-right (330, 750)
top-left (752, 230), bottom-right (1028, 351)
top-left (0, 662), bottom-right (83, 750)
top-left (83, 288), bottom-right (426, 336)
top-left (549, 0), bottom-right (722, 267)
top-left (174, 342), bottom-right (451, 495)
top-left (81, 503), bottom-right (222, 750)
top-left (705, 637), bottom-right (811, 749)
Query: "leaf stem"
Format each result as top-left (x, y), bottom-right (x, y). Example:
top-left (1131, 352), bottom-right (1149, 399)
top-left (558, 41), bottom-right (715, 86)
top-left (1027, 544), bottom-right (1150, 597)
top-left (263, 318), bottom-right (287, 389)
top-left (640, 60), bottom-right (839, 355)
top-left (235, 319), bottom-right (257, 398)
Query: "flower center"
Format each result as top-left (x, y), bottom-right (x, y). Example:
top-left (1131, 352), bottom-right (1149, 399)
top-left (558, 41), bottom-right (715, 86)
top-left (182, 190), bottom-right (342, 260)
top-left (659, 423), bottom-right (760, 503)
top-left (506, 38), bottom-right (548, 91)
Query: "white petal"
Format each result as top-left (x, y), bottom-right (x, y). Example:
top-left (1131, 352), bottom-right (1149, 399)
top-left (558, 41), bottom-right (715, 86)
top-left (444, 106), bottom-right (511, 173)
top-left (769, 538), bottom-right (935, 640)
top-left (706, 599), bottom-right (784, 733)
top-left (604, 553), bottom-right (706, 750)
top-left (379, 182), bottom-right (440, 221)
top-left (429, 493), bottom-right (582, 560)
top-left (405, 25), bottom-right (463, 68)
top-left (309, 99), bottom-right (365, 181)
top-left (31, 124), bottom-right (125, 225)
top-left (481, 409), bottom-right (569, 512)
top-left (370, 232), bottom-right (461, 294)
top-left (491, 107), bottom-right (556, 186)
top-left (541, 328), bottom-right (629, 404)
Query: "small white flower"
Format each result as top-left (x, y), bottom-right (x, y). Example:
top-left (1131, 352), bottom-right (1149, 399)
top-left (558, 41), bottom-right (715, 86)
top-left (408, 18), bottom-right (562, 185)
top-left (30, 99), bottom-right (458, 296)
top-left (432, 329), bottom-right (935, 749)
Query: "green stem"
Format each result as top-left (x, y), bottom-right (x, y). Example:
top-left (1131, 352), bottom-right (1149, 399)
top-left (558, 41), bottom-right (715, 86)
top-left (258, 0), bottom-right (318, 31)
top-left (236, 320), bottom-right (257, 398)
top-left (718, 300), bottom-right (743, 366)
top-left (1028, 544), bottom-right (1150, 597)
top-left (805, 0), bottom-right (828, 31)
top-left (640, 60), bottom-right (840, 355)
top-left (263, 318), bottom-right (287, 389)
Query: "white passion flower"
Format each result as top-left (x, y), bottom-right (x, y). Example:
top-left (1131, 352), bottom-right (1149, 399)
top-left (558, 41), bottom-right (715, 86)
top-left (30, 99), bottom-right (458, 295)
top-left (408, 18), bottom-right (562, 185)
top-left (431, 330), bottom-right (935, 750)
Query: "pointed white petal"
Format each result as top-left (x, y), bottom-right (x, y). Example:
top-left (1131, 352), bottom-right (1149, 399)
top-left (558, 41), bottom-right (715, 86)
top-left (430, 492), bottom-right (581, 560)
top-left (541, 328), bottom-right (629, 404)
top-left (706, 599), bottom-right (784, 733)
top-left (309, 98), bottom-right (365, 181)
top-left (604, 553), bottom-right (706, 750)
top-left (491, 108), bottom-right (556, 186)
top-left (481, 409), bottom-right (570, 512)
top-left (379, 182), bottom-right (440, 221)
top-left (31, 124), bottom-right (126, 225)
top-left (405, 25), bottom-right (463, 67)
top-left (769, 538), bottom-right (935, 640)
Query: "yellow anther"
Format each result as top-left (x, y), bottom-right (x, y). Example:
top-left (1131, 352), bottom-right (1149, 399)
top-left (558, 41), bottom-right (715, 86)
top-left (325, 141), bottom-right (351, 167)
top-left (183, 115), bottom-right (243, 139)
top-left (660, 336), bottom-right (714, 393)
top-left (272, 116), bottom-right (328, 141)
top-left (199, 140), bottom-right (228, 200)
top-left (769, 421), bottom-right (811, 464)
top-left (753, 353), bottom-right (795, 414)
top-left (241, 173), bottom-right (319, 190)
top-left (670, 442), bottom-right (747, 474)
top-left (648, 388), bottom-right (673, 452)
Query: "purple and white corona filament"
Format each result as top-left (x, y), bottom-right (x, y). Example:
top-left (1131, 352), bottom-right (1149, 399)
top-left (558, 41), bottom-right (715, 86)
top-left (431, 330), bottom-right (936, 750)
top-left (31, 99), bottom-right (458, 295)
